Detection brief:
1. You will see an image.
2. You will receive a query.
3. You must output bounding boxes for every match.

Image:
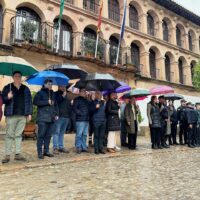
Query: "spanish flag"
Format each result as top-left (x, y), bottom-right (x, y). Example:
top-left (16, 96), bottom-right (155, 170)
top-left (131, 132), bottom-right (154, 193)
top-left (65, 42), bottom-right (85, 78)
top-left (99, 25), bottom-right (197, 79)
top-left (97, 0), bottom-right (103, 33)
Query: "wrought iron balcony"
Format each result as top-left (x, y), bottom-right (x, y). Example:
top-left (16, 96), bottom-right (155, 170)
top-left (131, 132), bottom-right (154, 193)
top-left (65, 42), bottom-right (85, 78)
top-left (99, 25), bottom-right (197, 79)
top-left (0, 27), bottom-right (3, 43)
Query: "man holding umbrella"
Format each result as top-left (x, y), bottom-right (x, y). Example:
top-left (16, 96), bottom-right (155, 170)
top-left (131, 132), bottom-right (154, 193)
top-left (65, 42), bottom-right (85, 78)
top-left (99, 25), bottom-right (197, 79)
top-left (34, 79), bottom-right (59, 159)
top-left (2, 71), bottom-right (32, 163)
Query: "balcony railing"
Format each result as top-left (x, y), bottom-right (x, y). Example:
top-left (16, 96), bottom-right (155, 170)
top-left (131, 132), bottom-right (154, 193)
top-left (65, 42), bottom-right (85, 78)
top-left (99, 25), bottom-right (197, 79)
top-left (129, 20), bottom-right (141, 31)
top-left (80, 34), bottom-right (106, 62)
top-left (83, 0), bottom-right (99, 14)
top-left (148, 28), bottom-right (158, 37)
top-left (177, 39), bottom-right (184, 48)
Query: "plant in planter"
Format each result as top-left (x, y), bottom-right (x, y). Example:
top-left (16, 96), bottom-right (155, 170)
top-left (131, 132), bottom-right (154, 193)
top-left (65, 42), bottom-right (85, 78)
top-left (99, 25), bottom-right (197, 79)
top-left (97, 40), bottom-right (105, 60)
top-left (23, 91), bottom-right (37, 140)
top-left (21, 21), bottom-right (37, 43)
top-left (84, 37), bottom-right (96, 57)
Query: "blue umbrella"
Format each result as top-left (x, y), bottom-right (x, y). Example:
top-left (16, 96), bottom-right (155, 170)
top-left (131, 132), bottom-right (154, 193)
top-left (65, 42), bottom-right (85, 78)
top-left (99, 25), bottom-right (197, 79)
top-left (26, 71), bottom-right (69, 85)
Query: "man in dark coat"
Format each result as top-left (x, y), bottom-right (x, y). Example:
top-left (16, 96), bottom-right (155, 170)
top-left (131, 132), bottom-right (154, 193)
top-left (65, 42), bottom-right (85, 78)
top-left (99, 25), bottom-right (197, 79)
top-left (2, 71), bottom-right (32, 163)
top-left (52, 85), bottom-right (71, 154)
top-left (177, 99), bottom-right (187, 145)
top-left (185, 102), bottom-right (198, 148)
top-left (73, 88), bottom-right (90, 154)
top-left (90, 91), bottom-right (106, 154)
top-left (34, 79), bottom-right (59, 159)
top-left (159, 96), bottom-right (169, 148)
top-left (106, 92), bottom-right (120, 153)
top-left (124, 96), bottom-right (139, 150)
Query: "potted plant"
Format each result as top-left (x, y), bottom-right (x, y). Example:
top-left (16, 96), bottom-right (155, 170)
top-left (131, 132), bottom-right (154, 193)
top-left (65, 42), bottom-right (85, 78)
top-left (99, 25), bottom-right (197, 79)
top-left (23, 92), bottom-right (37, 140)
top-left (84, 37), bottom-right (95, 58)
top-left (21, 21), bottom-right (37, 43)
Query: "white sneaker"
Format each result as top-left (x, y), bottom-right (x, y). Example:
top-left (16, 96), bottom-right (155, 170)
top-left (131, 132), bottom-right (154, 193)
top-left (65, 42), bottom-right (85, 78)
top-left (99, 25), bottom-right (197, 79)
top-left (114, 146), bottom-right (121, 151)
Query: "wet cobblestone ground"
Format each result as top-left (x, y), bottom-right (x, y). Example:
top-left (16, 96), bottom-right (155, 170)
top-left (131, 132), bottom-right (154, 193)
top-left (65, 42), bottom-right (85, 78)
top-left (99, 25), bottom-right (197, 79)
top-left (0, 134), bottom-right (200, 200)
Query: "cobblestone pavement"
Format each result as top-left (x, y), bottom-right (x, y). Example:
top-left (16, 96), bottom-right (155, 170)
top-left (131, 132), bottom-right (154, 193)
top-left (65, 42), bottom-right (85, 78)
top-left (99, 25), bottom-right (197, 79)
top-left (0, 135), bottom-right (200, 200)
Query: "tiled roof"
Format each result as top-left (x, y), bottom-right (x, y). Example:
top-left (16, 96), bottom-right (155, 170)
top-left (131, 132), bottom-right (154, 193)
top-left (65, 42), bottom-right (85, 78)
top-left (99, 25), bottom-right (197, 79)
top-left (152, 0), bottom-right (200, 26)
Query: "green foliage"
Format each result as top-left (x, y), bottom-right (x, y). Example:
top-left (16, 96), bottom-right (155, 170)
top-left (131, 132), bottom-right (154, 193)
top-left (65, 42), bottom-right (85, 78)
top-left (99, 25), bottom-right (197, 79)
top-left (21, 21), bottom-right (37, 41)
top-left (29, 91), bottom-right (37, 124)
top-left (192, 61), bottom-right (200, 90)
top-left (138, 111), bottom-right (144, 124)
top-left (37, 39), bottom-right (52, 49)
top-left (84, 37), bottom-right (96, 55)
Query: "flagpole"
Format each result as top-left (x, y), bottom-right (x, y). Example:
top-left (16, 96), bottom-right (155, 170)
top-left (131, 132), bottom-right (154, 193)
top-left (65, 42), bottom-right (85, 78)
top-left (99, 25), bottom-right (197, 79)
top-left (95, 33), bottom-right (99, 58)
top-left (56, 20), bottom-right (61, 53)
top-left (115, 37), bottom-right (121, 66)
top-left (115, 0), bottom-right (127, 66)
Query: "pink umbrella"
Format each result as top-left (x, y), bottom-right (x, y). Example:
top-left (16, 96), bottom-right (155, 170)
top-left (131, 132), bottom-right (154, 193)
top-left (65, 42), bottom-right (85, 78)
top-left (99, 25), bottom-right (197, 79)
top-left (136, 96), bottom-right (147, 101)
top-left (150, 86), bottom-right (174, 95)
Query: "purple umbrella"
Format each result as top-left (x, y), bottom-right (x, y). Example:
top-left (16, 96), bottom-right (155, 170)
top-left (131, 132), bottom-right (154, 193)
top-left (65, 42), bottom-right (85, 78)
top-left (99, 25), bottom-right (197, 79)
top-left (102, 82), bottom-right (131, 95)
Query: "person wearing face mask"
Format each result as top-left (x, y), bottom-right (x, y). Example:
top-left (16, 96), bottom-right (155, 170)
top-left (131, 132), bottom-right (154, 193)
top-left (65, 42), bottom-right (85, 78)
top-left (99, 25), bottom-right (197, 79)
top-left (106, 92), bottom-right (120, 153)
top-left (2, 71), bottom-right (33, 163)
top-left (33, 79), bottom-right (59, 159)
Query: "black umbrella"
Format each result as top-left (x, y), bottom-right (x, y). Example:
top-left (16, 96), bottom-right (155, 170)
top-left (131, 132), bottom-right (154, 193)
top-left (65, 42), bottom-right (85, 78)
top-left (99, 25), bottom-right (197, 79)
top-left (48, 64), bottom-right (88, 79)
top-left (164, 93), bottom-right (184, 101)
top-left (74, 73), bottom-right (121, 91)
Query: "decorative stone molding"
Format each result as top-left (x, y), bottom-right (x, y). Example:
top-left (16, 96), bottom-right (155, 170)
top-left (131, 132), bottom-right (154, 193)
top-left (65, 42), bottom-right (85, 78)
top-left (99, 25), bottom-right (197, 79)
top-left (79, 17), bottom-right (84, 22)
top-left (105, 25), bottom-right (110, 31)
top-left (127, 33), bottom-right (131, 39)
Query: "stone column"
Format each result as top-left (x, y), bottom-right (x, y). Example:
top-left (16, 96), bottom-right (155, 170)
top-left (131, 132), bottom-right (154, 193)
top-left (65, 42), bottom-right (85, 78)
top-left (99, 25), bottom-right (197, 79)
top-left (140, 51), bottom-right (150, 77)
top-left (73, 32), bottom-right (83, 57)
top-left (183, 33), bottom-right (188, 50)
top-left (74, 0), bottom-right (83, 9)
top-left (102, 0), bottom-right (108, 19)
top-left (184, 65), bottom-right (192, 86)
top-left (157, 21), bottom-right (163, 39)
top-left (171, 61), bottom-right (179, 83)
top-left (126, 46), bottom-right (131, 64)
top-left (170, 27), bottom-right (176, 45)
top-left (156, 56), bottom-right (165, 80)
top-left (140, 13), bottom-right (148, 34)
top-left (105, 41), bottom-right (110, 65)
top-left (2, 8), bottom-right (16, 44)
top-left (125, 3), bottom-right (130, 27)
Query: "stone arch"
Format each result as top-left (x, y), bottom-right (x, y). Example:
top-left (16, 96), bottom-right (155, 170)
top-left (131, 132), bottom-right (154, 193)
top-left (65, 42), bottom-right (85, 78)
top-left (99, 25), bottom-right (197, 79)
top-left (188, 29), bottom-right (196, 51)
top-left (83, 24), bottom-right (104, 38)
top-left (147, 10), bottom-right (159, 36)
top-left (176, 23), bottom-right (186, 47)
top-left (129, 0), bottom-right (143, 15)
top-left (54, 15), bottom-right (78, 32)
top-left (162, 17), bottom-right (172, 42)
top-left (16, 2), bottom-right (46, 22)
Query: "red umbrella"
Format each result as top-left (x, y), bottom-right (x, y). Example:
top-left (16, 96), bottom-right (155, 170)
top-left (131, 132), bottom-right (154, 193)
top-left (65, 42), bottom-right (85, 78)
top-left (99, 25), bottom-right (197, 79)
top-left (150, 86), bottom-right (174, 95)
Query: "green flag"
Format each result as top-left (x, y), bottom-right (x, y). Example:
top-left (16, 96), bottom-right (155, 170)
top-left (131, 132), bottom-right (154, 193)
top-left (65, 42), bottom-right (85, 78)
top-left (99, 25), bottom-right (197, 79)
top-left (56, 0), bottom-right (65, 52)
top-left (58, 0), bottom-right (65, 24)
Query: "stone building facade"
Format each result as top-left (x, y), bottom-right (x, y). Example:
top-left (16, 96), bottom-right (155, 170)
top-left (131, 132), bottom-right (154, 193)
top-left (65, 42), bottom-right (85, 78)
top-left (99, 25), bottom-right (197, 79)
top-left (0, 0), bottom-right (200, 97)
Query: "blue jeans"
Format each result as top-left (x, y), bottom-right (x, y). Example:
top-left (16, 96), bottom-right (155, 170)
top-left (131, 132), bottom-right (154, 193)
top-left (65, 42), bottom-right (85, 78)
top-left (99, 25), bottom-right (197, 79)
top-left (53, 117), bottom-right (69, 150)
top-left (75, 121), bottom-right (89, 150)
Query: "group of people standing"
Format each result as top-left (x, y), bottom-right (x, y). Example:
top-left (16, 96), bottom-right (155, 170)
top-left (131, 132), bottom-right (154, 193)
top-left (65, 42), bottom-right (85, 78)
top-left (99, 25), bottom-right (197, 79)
top-left (0, 71), bottom-right (199, 164)
top-left (147, 95), bottom-right (200, 149)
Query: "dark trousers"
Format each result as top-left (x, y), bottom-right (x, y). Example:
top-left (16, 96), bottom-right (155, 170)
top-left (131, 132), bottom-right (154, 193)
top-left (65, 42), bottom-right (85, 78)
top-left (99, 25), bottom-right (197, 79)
top-left (179, 124), bottom-right (188, 144)
top-left (196, 123), bottom-right (200, 146)
top-left (171, 123), bottom-right (177, 143)
top-left (187, 123), bottom-right (196, 146)
top-left (120, 119), bottom-right (127, 145)
top-left (161, 121), bottom-right (167, 145)
top-left (89, 119), bottom-right (94, 144)
top-left (128, 122), bottom-right (138, 149)
top-left (151, 127), bottom-right (161, 146)
top-left (37, 122), bottom-right (55, 156)
top-left (94, 122), bottom-right (106, 151)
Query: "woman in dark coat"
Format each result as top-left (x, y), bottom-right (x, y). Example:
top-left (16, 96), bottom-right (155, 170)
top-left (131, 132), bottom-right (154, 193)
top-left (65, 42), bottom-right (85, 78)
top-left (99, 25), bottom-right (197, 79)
top-left (106, 92), bottom-right (120, 153)
top-left (0, 92), bottom-right (3, 122)
top-left (33, 79), bottom-right (59, 159)
top-left (124, 96), bottom-right (139, 150)
top-left (147, 96), bottom-right (162, 149)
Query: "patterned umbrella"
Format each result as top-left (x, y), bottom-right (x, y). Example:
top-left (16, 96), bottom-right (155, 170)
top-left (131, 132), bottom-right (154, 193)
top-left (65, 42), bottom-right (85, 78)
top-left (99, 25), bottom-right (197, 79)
top-left (164, 93), bottom-right (184, 100)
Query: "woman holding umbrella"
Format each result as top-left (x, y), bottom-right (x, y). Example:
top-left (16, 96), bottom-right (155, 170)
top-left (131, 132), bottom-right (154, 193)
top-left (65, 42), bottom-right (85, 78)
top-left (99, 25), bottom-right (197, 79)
top-left (124, 96), bottom-right (139, 149)
top-left (33, 79), bottom-right (59, 159)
